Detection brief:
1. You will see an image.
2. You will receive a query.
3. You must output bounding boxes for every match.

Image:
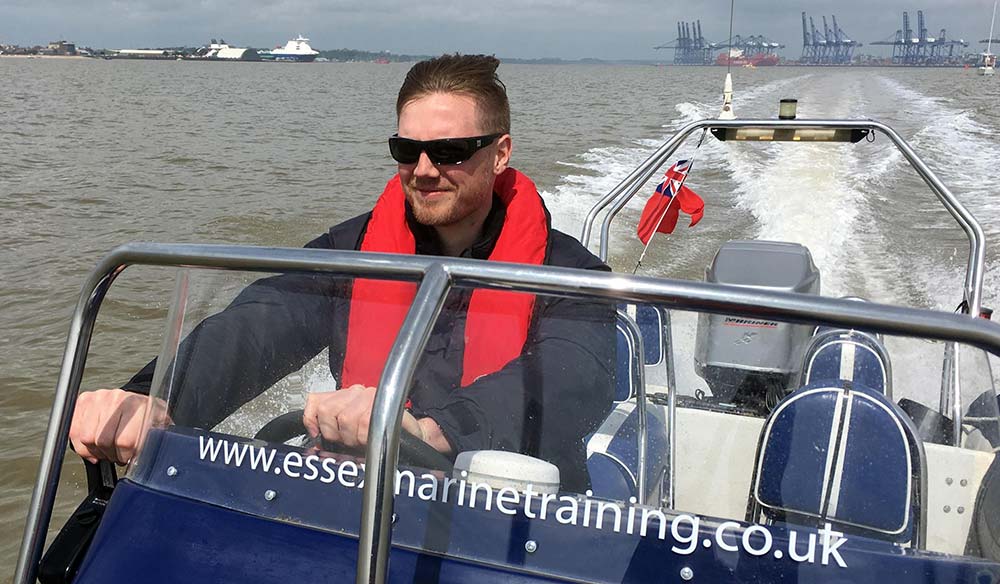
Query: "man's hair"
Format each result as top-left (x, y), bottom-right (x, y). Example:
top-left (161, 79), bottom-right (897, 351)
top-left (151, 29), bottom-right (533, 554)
top-left (396, 54), bottom-right (510, 135)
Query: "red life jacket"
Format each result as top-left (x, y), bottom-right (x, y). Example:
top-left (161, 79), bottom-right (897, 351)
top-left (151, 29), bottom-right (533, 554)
top-left (340, 167), bottom-right (549, 389)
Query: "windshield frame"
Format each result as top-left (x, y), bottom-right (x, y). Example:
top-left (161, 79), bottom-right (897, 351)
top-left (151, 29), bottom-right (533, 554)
top-left (16, 242), bottom-right (1000, 584)
top-left (578, 118), bottom-right (987, 317)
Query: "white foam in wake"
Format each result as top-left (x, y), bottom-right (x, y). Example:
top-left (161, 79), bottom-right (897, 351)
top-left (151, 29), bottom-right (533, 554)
top-left (671, 73), bottom-right (890, 297)
top-left (876, 76), bottom-right (1000, 311)
top-left (541, 74), bottom-right (816, 249)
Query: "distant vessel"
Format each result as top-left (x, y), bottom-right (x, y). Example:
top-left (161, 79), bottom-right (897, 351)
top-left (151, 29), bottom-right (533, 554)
top-left (261, 35), bottom-right (320, 62)
top-left (981, 53), bottom-right (997, 76)
top-left (715, 48), bottom-right (778, 67)
top-left (981, 0), bottom-right (998, 75)
top-left (186, 39), bottom-right (260, 61)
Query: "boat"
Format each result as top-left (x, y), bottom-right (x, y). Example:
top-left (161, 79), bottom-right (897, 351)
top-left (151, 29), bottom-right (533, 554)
top-left (980, 53), bottom-right (996, 75)
top-left (260, 35), bottom-right (320, 62)
top-left (716, 49), bottom-right (779, 67)
top-left (981, 1), bottom-right (998, 75)
top-left (184, 39), bottom-right (261, 61)
top-left (13, 90), bottom-right (1000, 584)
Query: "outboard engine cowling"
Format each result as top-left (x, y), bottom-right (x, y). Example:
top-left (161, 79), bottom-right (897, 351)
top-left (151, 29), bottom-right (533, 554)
top-left (695, 241), bottom-right (820, 409)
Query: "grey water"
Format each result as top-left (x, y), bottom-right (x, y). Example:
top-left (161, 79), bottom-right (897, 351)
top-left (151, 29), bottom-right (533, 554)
top-left (3, 58), bottom-right (1000, 572)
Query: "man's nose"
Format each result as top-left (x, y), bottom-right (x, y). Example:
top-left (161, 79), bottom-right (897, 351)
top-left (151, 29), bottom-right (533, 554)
top-left (413, 152), bottom-right (440, 177)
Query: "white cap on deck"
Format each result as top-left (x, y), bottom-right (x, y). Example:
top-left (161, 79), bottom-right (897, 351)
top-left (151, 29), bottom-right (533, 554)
top-left (453, 450), bottom-right (561, 495)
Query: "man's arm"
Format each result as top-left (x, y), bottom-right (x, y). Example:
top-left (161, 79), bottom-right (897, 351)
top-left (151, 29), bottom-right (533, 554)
top-left (71, 389), bottom-right (158, 464)
top-left (159, 272), bottom-right (340, 427)
top-left (414, 292), bottom-right (616, 478)
top-left (70, 269), bottom-right (345, 463)
top-left (300, 290), bottom-right (614, 467)
top-left (411, 230), bottom-right (616, 488)
top-left (302, 383), bottom-right (439, 450)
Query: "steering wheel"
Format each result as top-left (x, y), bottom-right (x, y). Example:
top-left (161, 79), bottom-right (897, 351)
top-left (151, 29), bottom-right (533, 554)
top-left (254, 409), bottom-right (453, 472)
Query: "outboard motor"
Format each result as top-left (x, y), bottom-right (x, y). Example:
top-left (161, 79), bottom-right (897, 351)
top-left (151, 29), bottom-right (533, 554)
top-left (695, 241), bottom-right (820, 412)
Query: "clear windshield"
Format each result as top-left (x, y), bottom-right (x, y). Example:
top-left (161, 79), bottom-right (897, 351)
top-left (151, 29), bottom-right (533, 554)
top-left (125, 266), bottom-right (1000, 580)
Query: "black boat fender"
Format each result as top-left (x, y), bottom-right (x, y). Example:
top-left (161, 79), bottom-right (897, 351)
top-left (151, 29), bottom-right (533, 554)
top-left (38, 460), bottom-right (117, 584)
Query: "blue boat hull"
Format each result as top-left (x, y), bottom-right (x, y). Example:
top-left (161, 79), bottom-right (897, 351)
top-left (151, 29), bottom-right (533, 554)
top-left (261, 54), bottom-right (316, 62)
top-left (68, 428), bottom-right (1000, 584)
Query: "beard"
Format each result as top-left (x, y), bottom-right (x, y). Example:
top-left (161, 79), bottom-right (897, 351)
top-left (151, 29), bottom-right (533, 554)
top-left (404, 177), bottom-right (493, 227)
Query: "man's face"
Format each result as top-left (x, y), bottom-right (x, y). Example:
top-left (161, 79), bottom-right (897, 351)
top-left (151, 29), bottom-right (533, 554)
top-left (397, 92), bottom-right (511, 227)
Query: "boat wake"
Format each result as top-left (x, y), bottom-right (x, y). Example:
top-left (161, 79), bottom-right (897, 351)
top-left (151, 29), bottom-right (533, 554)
top-left (540, 75), bottom-right (814, 258)
top-left (541, 70), bottom-right (1000, 319)
top-left (667, 73), bottom-right (888, 299)
top-left (875, 76), bottom-right (1000, 312)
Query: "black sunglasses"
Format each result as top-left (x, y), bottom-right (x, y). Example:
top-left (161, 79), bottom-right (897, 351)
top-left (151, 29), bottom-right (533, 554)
top-left (388, 133), bottom-right (502, 166)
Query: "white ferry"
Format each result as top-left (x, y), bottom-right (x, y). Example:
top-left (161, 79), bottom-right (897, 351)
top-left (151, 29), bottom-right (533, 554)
top-left (190, 39), bottom-right (261, 61)
top-left (261, 35), bottom-right (320, 62)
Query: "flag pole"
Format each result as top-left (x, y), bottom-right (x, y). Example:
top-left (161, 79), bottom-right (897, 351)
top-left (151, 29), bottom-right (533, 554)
top-left (632, 128), bottom-right (709, 275)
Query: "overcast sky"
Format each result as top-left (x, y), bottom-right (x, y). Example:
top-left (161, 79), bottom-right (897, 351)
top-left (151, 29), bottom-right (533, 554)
top-left (1, 0), bottom-right (995, 60)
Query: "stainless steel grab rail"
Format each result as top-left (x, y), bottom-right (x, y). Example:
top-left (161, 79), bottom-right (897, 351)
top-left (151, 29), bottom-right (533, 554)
top-left (15, 243), bottom-right (1000, 584)
top-left (578, 118), bottom-right (986, 318)
top-left (614, 311), bottom-right (649, 504)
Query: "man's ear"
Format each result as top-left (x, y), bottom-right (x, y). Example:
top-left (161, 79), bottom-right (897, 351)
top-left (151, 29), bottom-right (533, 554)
top-left (493, 134), bottom-right (512, 175)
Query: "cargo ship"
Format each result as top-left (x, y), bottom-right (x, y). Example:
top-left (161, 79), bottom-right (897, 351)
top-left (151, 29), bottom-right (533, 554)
top-left (715, 48), bottom-right (779, 67)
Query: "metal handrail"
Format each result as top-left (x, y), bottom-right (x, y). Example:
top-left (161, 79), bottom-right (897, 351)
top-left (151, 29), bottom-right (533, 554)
top-left (614, 311), bottom-right (649, 504)
top-left (15, 242), bottom-right (1000, 584)
top-left (579, 118), bottom-right (987, 317)
top-left (357, 265), bottom-right (450, 584)
top-left (661, 308), bottom-right (678, 510)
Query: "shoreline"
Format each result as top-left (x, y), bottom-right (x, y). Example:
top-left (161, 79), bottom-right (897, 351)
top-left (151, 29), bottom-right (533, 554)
top-left (0, 54), bottom-right (88, 59)
top-left (0, 54), bottom-right (975, 68)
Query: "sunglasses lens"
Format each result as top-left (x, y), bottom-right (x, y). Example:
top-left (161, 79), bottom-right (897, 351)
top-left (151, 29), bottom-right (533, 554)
top-left (425, 142), bottom-right (473, 165)
top-left (389, 134), bottom-right (499, 165)
top-left (388, 137), bottom-right (421, 164)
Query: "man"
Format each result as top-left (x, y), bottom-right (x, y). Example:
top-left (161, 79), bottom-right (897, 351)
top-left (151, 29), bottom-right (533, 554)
top-left (70, 54), bottom-right (614, 491)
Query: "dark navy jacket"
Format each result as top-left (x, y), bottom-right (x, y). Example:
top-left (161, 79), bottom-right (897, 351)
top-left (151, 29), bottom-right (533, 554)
top-left (126, 198), bottom-right (615, 491)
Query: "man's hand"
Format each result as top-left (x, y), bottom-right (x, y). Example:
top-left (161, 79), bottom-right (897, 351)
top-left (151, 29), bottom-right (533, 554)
top-left (69, 389), bottom-right (155, 465)
top-left (303, 385), bottom-right (452, 453)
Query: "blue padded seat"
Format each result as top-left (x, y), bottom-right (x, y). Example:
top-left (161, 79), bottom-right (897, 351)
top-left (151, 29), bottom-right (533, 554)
top-left (587, 311), bottom-right (669, 504)
top-left (586, 403), bottom-right (669, 503)
top-left (619, 303), bottom-right (672, 390)
top-left (634, 304), bottom-right (665, 367)
top-left (801, 329), bottom-right (892, 396)
top-left (750, 380), bottom-right (924, 544)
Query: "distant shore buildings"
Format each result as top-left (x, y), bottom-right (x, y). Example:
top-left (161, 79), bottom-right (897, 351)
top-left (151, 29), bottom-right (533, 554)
top-left (0, 38), bottom-right (421, 64)
top-left (46, 40), bottom-right (76, 55)
top-left (6, 35), bottom-right (977, 66)
top-left (1, 40), bottom-right (80, 56)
